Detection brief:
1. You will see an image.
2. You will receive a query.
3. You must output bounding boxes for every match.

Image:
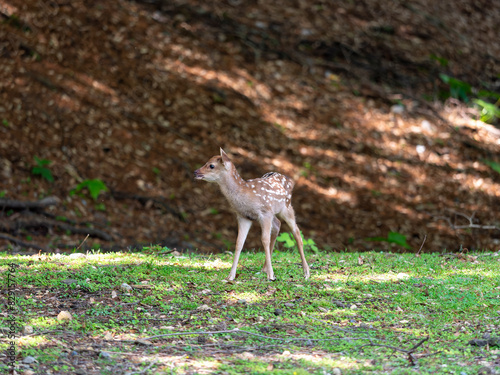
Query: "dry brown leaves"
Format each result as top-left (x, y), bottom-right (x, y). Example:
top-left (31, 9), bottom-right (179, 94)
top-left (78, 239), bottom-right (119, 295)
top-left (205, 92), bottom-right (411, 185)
top-left (0, 0), bottom-right (499, 254)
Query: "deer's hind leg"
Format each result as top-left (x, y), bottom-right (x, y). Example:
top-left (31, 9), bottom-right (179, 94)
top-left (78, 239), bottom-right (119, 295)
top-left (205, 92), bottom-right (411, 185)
top-left (262, 216), bottom-right (281, 272)
top-left (278, 206), bottom-right (310, 279)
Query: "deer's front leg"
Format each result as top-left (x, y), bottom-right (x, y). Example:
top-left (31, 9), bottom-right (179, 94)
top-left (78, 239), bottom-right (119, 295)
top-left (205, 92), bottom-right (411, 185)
top-left (260, 215), bottom-right (276, 281)
top-left (227, 216), bottom-right (252, 281)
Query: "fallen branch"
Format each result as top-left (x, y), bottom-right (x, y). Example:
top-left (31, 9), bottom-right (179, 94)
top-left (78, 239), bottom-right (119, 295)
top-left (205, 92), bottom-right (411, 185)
top-left (358, 336), bottom-right (429, 366)
top-left (126, 328), bottom-right (364, 344)
top-left (0, 197), bottom-right (60, 211)
top-left (433, 210), bottom-right (500, 231)
top-left (0, 233), bottom-right (47, 251)
top-left (0, 217), bottom-right (113, 242)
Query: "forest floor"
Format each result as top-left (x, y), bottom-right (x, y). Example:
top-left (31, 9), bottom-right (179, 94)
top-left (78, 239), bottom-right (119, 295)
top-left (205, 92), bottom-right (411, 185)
top-left (0, 0), bottom-right (500, 254)
top-left (1, 249), bottom-right (499, 374)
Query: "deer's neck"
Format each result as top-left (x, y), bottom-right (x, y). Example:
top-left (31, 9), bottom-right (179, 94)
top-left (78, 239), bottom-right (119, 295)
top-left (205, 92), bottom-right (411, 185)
top-left (218, 169), bottom-right (248, 205)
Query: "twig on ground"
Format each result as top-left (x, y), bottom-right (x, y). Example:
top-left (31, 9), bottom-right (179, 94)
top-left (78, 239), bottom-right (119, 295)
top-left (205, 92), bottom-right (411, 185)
top-left (75, 234), bottom-right (90, 251)
top-left (413, 234), bottom-right (427, 258)
top-left (358, 336), bottom-right (429, 366)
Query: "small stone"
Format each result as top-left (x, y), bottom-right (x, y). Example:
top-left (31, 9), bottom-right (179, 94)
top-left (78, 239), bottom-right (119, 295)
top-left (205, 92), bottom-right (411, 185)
top-left (197, 304), bottom-right (212, 311)
top-left (391, 104), bottom-right (405, 114)
top-left (273, 308), bottom-right (283, 316)
top-left (333, 300), bottom-right (346, 308)
top-left (23, 325), bottom-right (34, 335)
top-left (332, 368), bottom-right (342, 375)
top-left (99, 351), bottom-right (111, 359)
top-left (22, 356), bottom-right (37, 364)
top-left (57, 311), bottom-right (72, 321)
top-left (350, 304), bottom-right (358, 310)
top-left (120, 283), bottom-right (132, 292)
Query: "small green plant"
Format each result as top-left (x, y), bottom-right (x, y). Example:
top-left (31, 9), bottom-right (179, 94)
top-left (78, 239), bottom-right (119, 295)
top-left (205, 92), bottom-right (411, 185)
top-left (95, 203), bottom-right (106, 211)
top-left (474, 99), bottom-right (500, 123)
top-left (2, 119), bottom-right (9, 127)
top-left (439, 74), bottom-right (472, 102)
top-left (0, 191), bottom-right (6, 198)
top-left (31, 156), bottom-right (54, 182)
top-left (439, 73), bottom-right (500, 123)
top-left (483, 159), bottom-right (500, 174)
top-left (366, 231), bottom-right (411, 249)
top-left (71, 179), bottom-right (108, 201)
top-left (430, 53), bottom-right (449, 67)
top-left (276, 232), bottom-right (319, 252)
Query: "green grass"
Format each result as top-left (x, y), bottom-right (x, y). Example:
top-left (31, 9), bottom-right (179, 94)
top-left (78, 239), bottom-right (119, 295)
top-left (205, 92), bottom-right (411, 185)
top-left (0, 249), bottom-right (499, 374)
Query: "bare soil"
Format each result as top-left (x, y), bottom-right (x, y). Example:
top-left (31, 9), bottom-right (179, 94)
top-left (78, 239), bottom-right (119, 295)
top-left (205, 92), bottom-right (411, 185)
top-left (0, 0), bottom-right (499, 254)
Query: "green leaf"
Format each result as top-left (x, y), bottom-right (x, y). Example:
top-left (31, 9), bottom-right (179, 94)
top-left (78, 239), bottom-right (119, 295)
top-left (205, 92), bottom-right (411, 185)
top-left (483, 159), bottom-right (500, 174)
top-left (31, 166), bottom-right (54, 182)
top-left (430, 54), bottom-right (448, 67)
top-left (477, 90), bottom-right (500, 100)
top-left (277, 232), bottom-right (295, 248)
top-left (387, 231), bottom-right (411, 249)
top-left (366, 232), bottom-right (411, 249)
top-left (34, 156), bottom-right (52, 167)
top-left (439, 74), bottom-right (472, 102)
top-left (474, 99), bottom-right (500, 123)
top-left (72, 179), bottom-right (108, 201)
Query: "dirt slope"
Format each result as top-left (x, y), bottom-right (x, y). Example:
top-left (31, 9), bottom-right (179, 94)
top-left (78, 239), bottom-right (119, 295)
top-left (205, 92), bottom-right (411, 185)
top-left (0, 0), bottom-right (499, 253)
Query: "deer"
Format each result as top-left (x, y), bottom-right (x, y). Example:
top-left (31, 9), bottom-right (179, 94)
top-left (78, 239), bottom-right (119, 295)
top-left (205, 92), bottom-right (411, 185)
top-left (194, 148), bottom-right (310, 281)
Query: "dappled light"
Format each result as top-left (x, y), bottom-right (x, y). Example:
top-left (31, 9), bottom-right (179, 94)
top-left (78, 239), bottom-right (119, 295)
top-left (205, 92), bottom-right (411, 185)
top-left (1, 250), bottom-right (499, 373)
top-left (0, 0), bottom-right (499, 253)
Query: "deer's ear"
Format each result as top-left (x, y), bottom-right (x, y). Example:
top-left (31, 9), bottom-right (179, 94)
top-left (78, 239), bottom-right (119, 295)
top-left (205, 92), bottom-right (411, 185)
top-left (220, 148), bottom-right (231, 169)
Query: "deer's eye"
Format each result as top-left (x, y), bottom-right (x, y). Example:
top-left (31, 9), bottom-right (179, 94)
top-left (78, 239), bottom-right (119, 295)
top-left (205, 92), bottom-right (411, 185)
top-left (209, 164), bottom-right (215, 169)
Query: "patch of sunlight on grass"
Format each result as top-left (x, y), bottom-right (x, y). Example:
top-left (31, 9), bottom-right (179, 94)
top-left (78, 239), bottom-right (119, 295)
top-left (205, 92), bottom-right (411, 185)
top-left (228, 291), bottom-right (265, 303)
top-left (360, 272), bottom-right (411, 282)
top-left (314, 274), bottom-right (346, 283)
top-left (18, 334), bottom-right (51, 348)
top-left (25, 317), bottom-right (60, 330)
top-left (447, 268), bottom-right (500, 278)
top-left (189, 258), bottom-right (232, 270)
top-left (297, 353), bottom-right (363, 370)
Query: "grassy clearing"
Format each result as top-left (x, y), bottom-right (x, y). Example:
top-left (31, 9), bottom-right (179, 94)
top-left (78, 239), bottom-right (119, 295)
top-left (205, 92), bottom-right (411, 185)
top-left (0, 248), bottom-right (499, 374)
